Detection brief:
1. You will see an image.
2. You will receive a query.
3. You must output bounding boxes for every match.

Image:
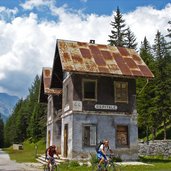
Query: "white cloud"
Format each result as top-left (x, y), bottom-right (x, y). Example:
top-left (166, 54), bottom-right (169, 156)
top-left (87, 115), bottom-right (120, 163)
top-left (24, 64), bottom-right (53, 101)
top-left (124, 4), bottom-right (171, 46)
top-left (0, 6), bottom-right (18, 20)
top-left (0, 13), bottom-right (56, 97)
top-left (20, 0), bottom-right (55, 10)
top-left (0, 3), bottom-right (171, 97)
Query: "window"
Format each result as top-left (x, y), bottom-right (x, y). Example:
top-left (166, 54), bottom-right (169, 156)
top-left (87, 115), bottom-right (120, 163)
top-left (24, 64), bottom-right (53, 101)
top-left (114, 81), bottom-right (128, 103)
top-left (116, 125), bottom-right (129, 148)
top-left (83, 125), bottom-right (96, 146)
top-left (83, 79), bottom-right (97, 100)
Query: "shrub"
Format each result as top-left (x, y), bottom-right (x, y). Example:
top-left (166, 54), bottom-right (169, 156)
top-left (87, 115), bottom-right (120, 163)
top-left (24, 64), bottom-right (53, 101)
top-left (69, 160), bottom-right (80, 167)
top-left (112, 155), bottom-right (122, 162)
top-left (90, 153), bottom-right (98, 165)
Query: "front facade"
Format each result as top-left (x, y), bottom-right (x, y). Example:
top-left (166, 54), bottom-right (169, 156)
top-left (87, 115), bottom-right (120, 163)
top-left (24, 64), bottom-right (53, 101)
top-left (39, 39), bottom-right (154, 161)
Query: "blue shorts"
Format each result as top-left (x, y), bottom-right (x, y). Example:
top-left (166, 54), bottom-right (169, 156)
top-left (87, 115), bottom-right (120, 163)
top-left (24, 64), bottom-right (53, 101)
top-left (97, 151), bottom-right (107, 160)
top-left (46, 156), bottom-right (54, 161)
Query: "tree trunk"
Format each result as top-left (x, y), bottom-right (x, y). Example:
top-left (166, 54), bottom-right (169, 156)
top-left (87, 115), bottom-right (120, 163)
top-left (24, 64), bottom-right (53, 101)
top-left (146, 125), bottom-right (149, 144)
top-left (163, 117), bottom-right (167, 140)
top-left (152, 127), bottom-right (154, 142)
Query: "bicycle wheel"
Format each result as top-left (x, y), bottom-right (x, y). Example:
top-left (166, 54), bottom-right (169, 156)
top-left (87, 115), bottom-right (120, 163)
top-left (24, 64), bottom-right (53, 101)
top-left (109, 163), bottom-right (121, 171)
top-left (50, 164), bottom-right (59, 171)
top-left (55, 165), bottom-right (60, 171)
top-left (115, 164), bottom-right (121, 171)
top-left (107, 163), bottom-right (115, 171)
top-left (91, 164), bottom-right (102, 171)
top-left (43, 164), bottom-right (49, 171)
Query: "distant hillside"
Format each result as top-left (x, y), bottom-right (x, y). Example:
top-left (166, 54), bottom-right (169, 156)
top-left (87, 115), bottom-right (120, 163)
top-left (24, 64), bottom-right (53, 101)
top-left (0, 93), bottom-right (19, 122)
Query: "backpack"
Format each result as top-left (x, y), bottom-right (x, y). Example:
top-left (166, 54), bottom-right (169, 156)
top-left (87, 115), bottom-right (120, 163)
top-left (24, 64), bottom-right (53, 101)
top-left (95, 141), bottom-right (104, 152)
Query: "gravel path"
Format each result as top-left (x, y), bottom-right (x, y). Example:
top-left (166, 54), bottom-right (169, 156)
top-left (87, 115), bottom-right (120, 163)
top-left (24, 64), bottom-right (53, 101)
top-left (0, 149), bottom-right (42, 171)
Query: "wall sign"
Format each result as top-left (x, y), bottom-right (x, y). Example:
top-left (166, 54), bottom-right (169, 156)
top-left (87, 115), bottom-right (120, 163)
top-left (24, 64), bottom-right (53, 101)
top-left (95, 104), bottom-right (118, 110)
top-left (64, 105), bottom-right (70, 112)
top-left (73, 101), bottom-right (82, 111)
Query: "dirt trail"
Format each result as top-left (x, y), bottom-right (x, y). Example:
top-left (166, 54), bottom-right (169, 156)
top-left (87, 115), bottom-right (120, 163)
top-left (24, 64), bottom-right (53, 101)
top-left (0, 149), bottom-right (42, 171)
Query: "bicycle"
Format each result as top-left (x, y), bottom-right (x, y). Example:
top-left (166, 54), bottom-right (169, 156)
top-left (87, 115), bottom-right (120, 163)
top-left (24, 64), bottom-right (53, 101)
top-left (43, 157), bottom-right (60, 171)
top-left (92, 154), bottom-right (121, 171)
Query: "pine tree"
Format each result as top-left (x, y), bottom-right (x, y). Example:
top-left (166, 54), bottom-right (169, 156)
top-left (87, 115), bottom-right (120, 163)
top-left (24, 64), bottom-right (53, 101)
top-left (166, 21), bottom-right (171, 49)
top-left (108, 7), bottom-right (127, 47)
top-left (137, 37), bottom-right (156, 141)
top-left (15, 99), bottom-right (30, 142)
top-left (140, 37), bottom-right (153, 67)
top-left (4, 99), bottom-right (23, 145)
top-left (29, 103), bottom-right (46, 142)
top-left (166, 21), bottom-right (171, 38)
top-left (4, 75), bottom-right (47, 146)
top-left (125, 27), bottom-right (137, 49)
top-left (0, 114), bottom-right (4, 147)
top-left (27, 75), bottom-right (47, 141)
top-left (141, 37), bottom-right (151, 52)
top-left (153, 30), bottom-right (171, 140)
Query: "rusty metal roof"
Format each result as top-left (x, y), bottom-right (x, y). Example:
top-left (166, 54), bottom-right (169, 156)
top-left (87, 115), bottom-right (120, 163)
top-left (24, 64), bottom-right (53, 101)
top-left (57, 39), bottom-right (154, 78)
top-left (42, 67), bottom-right (62, 95)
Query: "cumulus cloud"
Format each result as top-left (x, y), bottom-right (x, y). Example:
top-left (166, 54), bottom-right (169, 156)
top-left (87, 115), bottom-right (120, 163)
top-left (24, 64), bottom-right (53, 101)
top-left (0, 3), bottom-right (171, 97)
top-left (0, 13), bottom-right (56, 97)
top-left (124, 3), bottom-right (171, 46)
top-left (20, 0), bottom-right (55, 10)
top-left (0, 6), bottom-right (18, 20)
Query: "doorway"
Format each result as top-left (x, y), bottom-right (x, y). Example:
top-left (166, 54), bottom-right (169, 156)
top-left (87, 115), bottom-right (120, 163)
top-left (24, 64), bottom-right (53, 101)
top-left (48, 130), bottom-right (51, 147)
top-left (64, 124), bottom-right (68, 157)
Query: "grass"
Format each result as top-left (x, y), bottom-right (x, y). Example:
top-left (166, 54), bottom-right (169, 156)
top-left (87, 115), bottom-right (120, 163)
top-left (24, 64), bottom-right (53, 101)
top-left (118, 163), bottom-right (171, 171)
top-left (56, 162), bottom-right (171, 171)
top-left (3, 140), bottom-right (171, 170)
top-left (3, 139), bottom-right (46, 163)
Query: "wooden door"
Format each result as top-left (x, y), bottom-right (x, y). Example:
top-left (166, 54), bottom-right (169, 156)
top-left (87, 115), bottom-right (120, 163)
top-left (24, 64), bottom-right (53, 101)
top-left (64, 124), bottom-right (68, 157)
top-left (48, 130), bottom-right (51, 147)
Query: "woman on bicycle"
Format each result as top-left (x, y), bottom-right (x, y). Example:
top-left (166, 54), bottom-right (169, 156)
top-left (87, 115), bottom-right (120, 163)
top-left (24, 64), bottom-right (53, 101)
top-left (46, 145), bottom-right (60, 170)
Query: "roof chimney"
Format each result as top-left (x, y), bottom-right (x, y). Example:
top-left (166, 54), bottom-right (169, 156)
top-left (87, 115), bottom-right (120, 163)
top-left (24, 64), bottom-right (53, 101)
top-left (89, 40), bottom-right (95, 44)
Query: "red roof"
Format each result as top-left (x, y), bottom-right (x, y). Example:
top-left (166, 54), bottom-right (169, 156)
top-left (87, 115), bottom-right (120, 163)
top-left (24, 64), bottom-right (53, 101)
top-left (57, 39), bottom-right (154, 78)
top-left (42, 67), bottom-right (62, 95)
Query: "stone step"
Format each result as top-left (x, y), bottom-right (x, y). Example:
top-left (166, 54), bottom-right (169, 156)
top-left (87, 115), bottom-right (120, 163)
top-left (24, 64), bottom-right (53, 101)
top-left (36, 158), bottom-right (47, 165)
top-left (36, 154), bottom-right (65, 165)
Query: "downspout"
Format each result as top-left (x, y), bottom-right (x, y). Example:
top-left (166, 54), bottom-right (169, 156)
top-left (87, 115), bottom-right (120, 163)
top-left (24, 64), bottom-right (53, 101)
top-left (137, 78), bottom-right (149, 144)
top-left (137, 78), bottom-right (149, 95)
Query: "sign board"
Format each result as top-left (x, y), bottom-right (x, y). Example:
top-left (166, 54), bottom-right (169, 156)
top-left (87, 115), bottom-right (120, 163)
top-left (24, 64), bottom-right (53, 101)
top-left (95, 104), bottom-right (118, 110)
top-left (73, 101), bottom-right (82, 111)
top-left (64, 105), bottom-right (70, 112)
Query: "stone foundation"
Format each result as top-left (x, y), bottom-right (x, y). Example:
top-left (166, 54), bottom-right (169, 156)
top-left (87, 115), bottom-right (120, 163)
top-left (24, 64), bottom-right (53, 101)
top-left (138, 140), bottom-right (171, 157)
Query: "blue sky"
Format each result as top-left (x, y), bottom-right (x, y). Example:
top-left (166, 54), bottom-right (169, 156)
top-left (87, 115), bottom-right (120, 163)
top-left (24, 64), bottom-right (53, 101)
top-left (0, 0), bottom-right (171, 98)
top-left (1, 0), bottom-right (171, 15)
top-left (56, 0), bottom-right (171, 14)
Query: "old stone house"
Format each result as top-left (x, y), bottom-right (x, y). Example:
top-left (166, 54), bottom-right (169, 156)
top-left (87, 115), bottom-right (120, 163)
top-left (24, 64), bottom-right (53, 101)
top-left (39, 39), bottom-right (154, 160)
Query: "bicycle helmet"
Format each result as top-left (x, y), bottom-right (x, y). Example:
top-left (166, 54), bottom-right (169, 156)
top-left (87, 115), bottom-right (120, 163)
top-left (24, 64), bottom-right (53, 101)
top-left (52, 144), bottom-right (56, 148)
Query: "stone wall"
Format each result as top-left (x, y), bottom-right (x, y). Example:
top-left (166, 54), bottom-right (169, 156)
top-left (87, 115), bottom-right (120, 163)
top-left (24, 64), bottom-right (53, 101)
top-left (138, 140), bottom-right (171, 157)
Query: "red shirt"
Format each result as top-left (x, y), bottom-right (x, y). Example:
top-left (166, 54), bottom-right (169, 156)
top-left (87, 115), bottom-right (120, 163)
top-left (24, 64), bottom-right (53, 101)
top-left (47, 147), bottom-right (56, 157)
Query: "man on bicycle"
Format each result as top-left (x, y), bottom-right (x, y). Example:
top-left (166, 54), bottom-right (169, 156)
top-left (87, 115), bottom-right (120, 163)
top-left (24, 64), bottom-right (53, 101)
top-left (46, 145), bottom-right (60, 170)
top-left (97, 139), bottom-right (112, 171)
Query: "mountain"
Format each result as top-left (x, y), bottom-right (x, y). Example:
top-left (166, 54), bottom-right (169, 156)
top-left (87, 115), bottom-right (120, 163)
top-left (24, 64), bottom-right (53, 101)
top-left (0, 93), bottom-right (19, 122)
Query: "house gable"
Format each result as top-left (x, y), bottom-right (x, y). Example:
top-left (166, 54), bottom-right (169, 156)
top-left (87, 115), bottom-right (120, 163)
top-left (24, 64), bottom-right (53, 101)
top-left (57, 39), bottom-right (154, 78)
top-left (50, 45), bottom-right (63, 89)
top-left (39, 67), bottom-right (62, 103)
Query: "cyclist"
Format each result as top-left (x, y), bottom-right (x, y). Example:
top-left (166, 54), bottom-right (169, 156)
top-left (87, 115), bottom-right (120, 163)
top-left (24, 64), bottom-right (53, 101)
top-left (96, 139), bottom-right (112, 171)
top-left (46, 145), bottom-right (60, 170)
